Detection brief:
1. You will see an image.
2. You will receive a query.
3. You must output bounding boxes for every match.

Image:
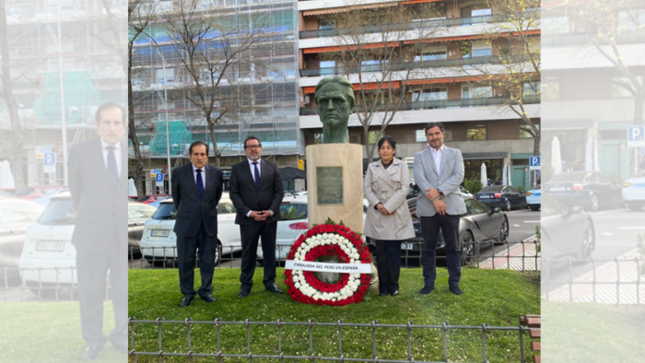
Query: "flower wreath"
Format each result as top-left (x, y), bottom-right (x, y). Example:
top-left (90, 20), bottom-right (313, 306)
top-left (284, 223), bottom-right (372, 306)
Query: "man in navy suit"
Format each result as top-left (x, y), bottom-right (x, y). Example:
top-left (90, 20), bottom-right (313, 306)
top-left (171, 141), bottom-right (223, 307)
top-left (229, 136), bottom-right (284, 298)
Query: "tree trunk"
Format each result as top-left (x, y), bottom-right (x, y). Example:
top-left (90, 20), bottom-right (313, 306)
top-left (127, 61), bottom-right (144, 195)
top-left (207, 118), bottom-right (220, 168)
top-left (363, 124), bottom-right (372, 164)
top-left (0, 1), bottom-right (24, 187)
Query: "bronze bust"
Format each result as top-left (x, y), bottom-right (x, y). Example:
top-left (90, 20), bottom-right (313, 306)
top-left (314, 76), bottom-right (355, 144)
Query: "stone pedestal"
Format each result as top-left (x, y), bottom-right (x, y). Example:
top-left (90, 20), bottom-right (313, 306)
top-left (306, 144), bottom-right (363, 234)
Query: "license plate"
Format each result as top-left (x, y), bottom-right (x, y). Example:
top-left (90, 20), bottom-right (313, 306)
top-left (636, 185), bottom-right (645, 188)
top-left (401, 242), bottom-right (414, 250)
top-left (36, 241), bottom-right (65, 252)
top-left (533, 193), bottom-right (541, 196)
top-left (550, 187), bottom-right (565, 192)
top-left (479, 195), bottom-right (491, 199)
top-left (151, 230), bottom-right (170, 237)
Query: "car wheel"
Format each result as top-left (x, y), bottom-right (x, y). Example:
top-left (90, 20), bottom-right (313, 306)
top-left (628, 203), bottom-right (643, 211)
top-left (587, 194), bottom-right (599, 212)
top-left (505, 200), bottom-right (512, 211)
top-left (213, 241), bottom-right (222, 267)
top-left (499, 218), bottom-right (509, 243)
top-left (529, 205), bottom-right (539, 211)
top-left (580, 220), bottom-right (595, 259)
top-left (460, 231), bottom-right (475, 266)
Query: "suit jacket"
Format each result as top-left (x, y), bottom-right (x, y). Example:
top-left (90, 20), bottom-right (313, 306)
top-left (413, 146), bottom-right (467, 217)
top-left (363, 158), bottom-right (415, 240)
top-left (229, 159), bottom-right (283, 225)
top-left (171, 163), bottom-right (223, 238)
top-left (68, 137), bottom-right (128, 252)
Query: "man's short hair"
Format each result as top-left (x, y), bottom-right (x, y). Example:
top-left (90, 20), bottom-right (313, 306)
top-left (189, 141), bottom-right (209, 155)
top-left (243, 136), bottom-right (262, 149)
top-left (95, 102), bottom-right (126, 125)
top-left (424, 122), bottom-right (445, 133)
top-left (314, 76), bottom-right (356, 110)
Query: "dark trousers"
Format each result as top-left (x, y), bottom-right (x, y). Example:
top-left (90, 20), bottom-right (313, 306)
top-left (76, 237), bottom-right (127, 348)
top-left (375, 240), bottom-right (402, 293)
top-left (176, 222), bottom-right (216, 298)
top-left (239, 221), bottom-right (277, 291)
top-left (420, 214), bottom-right (461, 287)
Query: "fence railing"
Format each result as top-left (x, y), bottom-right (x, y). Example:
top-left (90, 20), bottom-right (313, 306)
top-left (542, 257), bottom-right (645, 304)
top-left (127, 317), bottom-right (538, 363)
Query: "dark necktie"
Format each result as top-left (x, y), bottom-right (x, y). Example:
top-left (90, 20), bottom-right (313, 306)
top-left (106, 146), bottom-right (118, 190)
top-left (196, 169), bottom-right (204, 198)
top-left (252, 162), bottom-right (260, 189)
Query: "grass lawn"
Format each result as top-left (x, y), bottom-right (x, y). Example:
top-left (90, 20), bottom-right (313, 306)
top-left (0, 302), bottom-right (120, 362)
top-left (542, 301), bottom-right (645, 362)
top-left (129, 268), bottom-right (540, 362)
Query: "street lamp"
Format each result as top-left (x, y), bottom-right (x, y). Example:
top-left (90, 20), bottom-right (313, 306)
top-left (155, 47), bottom-right (172, 192)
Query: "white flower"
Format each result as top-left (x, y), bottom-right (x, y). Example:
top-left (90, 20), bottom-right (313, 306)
top-left (295, 282), bottom-right (301, 288)
top-left (353, 253), bottom-right (359, 259)
top-left (351, 285), bottom-right (358, 292)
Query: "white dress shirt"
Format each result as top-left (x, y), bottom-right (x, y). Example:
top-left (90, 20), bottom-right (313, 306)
top-left (100, 138), bottom-right (122, 178)
top-left (431, 145), bottom-right (445, 175)
top-left (247, 158), bottom-right (261, 182)
top-left (192, 164), bottom-right (206, 186)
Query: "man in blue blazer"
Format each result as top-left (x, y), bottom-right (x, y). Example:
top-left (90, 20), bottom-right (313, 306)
top-left (229, 136), bottom-right (284, 298)
top-left (171, 141), bottom-right (223, 307)
top-left (414, 122), bottom-right (467, 296)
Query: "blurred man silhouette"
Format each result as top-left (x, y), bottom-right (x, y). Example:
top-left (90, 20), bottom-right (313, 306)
top-left (68, 102), bottom-right (128, 360)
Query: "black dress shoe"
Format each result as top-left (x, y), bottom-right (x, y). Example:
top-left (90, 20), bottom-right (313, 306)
top-left (419, 285), bottom-right (434, 295)
top-left (238, 290), bottom-right (250, 298)
top-left (180, 296), bottom-right (194, 307)
top-left (81, 345), bottom-right (103, 361)
top-left (391, 290), bottom-right (399, 296)
top-left (449, 285), bottom-right (463, 295)
top-left (379, 292), bottom-right (388, 296)
top-left (266, 283), bottom-right (283, 294)
top-left (201, 295), bottom-right (217, 303)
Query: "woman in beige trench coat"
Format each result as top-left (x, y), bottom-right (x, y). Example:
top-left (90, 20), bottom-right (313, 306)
top-left (364, 136), bottom-right (415, 296)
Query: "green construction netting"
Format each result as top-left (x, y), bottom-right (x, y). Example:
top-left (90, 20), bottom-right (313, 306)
top-left (150, 121), bottom-right (193, 156)
top-left (33, 71), bottom-right (102, 124)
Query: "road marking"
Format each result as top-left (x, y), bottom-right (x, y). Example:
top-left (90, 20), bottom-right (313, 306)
top-left (617, 226), bottom-right (645, 230)
top-left (523, 220), bottom-right (541, 223)
top-left (601, 232), bottom-right (614, 236)
top-left (513, 224), bottom-right (521, 227)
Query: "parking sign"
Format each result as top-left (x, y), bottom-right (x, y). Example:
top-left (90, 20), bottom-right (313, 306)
top-left (43, 152), bottom-right (56, 173)
top-left (628, 126), bottom-right (645, 147)
top-left (156, 173), bottom-right (164, 187)
top-left (529, 156), bottom-right (540, 170)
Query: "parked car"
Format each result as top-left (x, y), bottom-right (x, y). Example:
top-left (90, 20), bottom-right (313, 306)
top-left (257, 195), bottom-right (309, 261)
top-left (33, 188), bottom-right (69, 206)
top-left (0, 198), bottom-right (45, 284)
top-left (526, 187), bottom-right (541, 211)
top-left (11, 186), bottom-right (67, 202)
top-left (135, 194), bottom-right (171, 206)
top-left (460, 186), bottom-right (474, 198)
top-left (127, 203), bottom-right (158, 256)
top-left (18, 193), bottom-right (153, 294)
top-left (543, 171), bottom-right (623, 212)
top-left (0, 188), bottom-right (17, 197)
top-left (139, 193), bottom-right (242, 266)
top-left (622, 170), bottom-right (645, 211)
top-left (541, 193), bottom-right (595, 260)
top-left (367, 197), bottom-right (510, 265)
top-left (474, 185), bottom-right (527, 211)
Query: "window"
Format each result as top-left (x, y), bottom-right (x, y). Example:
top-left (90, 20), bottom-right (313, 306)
top-left (471, 42), bottom-right (492, 57)
top-left (612, 76), bottom-right (642, 98)
top-left (465, 199), bottom-right (490, 215)
top-left (416, 130), bottom-right (426, 142)
top-left (414, 88), bottom-right (447, 102)
top-left (467, 126), bottom-right (486, 140)
top-left (471, 8), bottom-right (492, 17)
top-left (618, 10), bottom-right (645, 31)
top-left (542, 78), bottom-right (559, 100)
top-left (523, 82), bottom-right (540, 97)
top-left (320, 60), bottom-right (335, 68)
top-left (318, 19), bottom-right (335, 30)
top-left (128, 204), bottom-right (156, 220)
top-left (369, 131), bottom-right (380, 144)
top-left (156, 68), bottom-right (174, 84)
top-left (280, 204), bottom-right (307, 220)
top-left (520, 125), bottom-right (539, 139)
top-left (414, 46), bottom-right (447, 62)
top-left (314, 133), bottom-right (323, 144)
top-left (462, 85), bottom-right (492, 98)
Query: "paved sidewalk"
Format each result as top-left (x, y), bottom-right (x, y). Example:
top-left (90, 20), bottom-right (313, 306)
top-left (477, 236), bottom-right (541, 271)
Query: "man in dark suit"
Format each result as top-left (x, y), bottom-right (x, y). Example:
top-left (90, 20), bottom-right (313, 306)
top-left (229, 136), bottom-right (284, 298)
top-left (171, 141), bottom-right (223, 307)
top-left (68, 102), bottom-right (128, 360)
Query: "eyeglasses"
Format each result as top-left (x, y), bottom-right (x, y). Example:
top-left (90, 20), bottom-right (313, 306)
top-left (245, 145), bottom-right (261, 149)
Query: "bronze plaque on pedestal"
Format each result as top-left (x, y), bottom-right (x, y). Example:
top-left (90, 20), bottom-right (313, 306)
top-left (317, 167), bottom-right (343, 205)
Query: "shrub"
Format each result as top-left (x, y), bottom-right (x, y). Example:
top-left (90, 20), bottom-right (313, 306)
top-left (464, 178), bottom-right (483, 194)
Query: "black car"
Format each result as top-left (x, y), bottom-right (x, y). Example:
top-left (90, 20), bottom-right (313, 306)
top-left (541, 193), bottom-right (595, 260)
top-left (474, 185), bottom-right (527, 211)
top-left (367, 197), bottom-right (510, 266)
top-left (543, 171), bottom-right (623, 212)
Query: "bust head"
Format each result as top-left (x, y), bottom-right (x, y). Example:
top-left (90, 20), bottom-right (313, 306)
top-left (314, 76), bottom-right (355, 144)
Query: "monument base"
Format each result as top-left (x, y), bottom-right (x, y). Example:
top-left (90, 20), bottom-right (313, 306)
top-left (306, 144), bottom-right (364, 234)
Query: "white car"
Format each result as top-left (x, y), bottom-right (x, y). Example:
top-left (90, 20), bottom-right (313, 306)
top-left (459, 186), bottom-right (474, 198)
top-left (139, 193), bottom-right (242, 265)
top-left (526, 187), bottom-right (541, 211)
top-left (257, 195), bottom-right (309, 261)
top-left (623, 171), bottom-right (645, 211)
top-left (19, 192), bottom-right (156, 295)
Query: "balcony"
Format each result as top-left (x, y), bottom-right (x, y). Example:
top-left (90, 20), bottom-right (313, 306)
top-left (300, 54), bottom-right (530, 77)
top-left (299, 96), bottom-right (540, 115)
top-left (299, 10), bottom-right (539, 39)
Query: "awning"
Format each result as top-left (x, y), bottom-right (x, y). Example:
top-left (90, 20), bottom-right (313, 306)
top-left (303, 42), bottom-right (400, 54)
top-left (401, 0), bottom-right (443, 4)
top-left (303, 81), bottom-right (400, 94)
top-left (462, 152), bottom-right (508, 160)
top-left (279, 166), bottom-right (307, 181)
top-left (403, 29), bottom-right (540, 44)
top-left (405, 76), bottom-right (489, 86)
top-left (303, 2), bottom-right (399, 16)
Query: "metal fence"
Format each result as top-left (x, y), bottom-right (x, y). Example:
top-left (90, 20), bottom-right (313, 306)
top-left (542, 257), bottom-right (645, 304)
top-left (127, 318), bottom-right (538, 363)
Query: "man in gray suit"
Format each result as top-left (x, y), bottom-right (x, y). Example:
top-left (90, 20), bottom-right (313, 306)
top-left (171, 141), bottom-right (223, 307)
top-left (413, 122), bottom-right (467, 295)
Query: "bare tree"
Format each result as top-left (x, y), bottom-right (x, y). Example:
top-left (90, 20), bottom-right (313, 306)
top-left (319, 2), bottom-right (445, 163)
top-left (161, 0), bottom-right (270, 167)
top-left (0, 0), bottom-right (24, 187)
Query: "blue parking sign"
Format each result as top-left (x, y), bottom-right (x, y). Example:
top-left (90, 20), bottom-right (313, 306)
top-left (628, 126), bottom-right (645, 147)
top-left (529, 156), bottom-right (540, 170)
top-left (156, 173), bottom-right (164, 186)
top-left (43, 152), bottom-right (56, 173)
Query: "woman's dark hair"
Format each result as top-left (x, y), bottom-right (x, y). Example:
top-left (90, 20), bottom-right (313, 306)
top-left (377, 136), bottom-right (396, 150)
